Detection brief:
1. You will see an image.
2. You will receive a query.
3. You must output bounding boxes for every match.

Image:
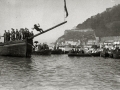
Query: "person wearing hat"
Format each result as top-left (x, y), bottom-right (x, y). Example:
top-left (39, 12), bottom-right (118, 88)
top-left (3, 30), bottom-right (7, 42)
top-left (21, 28), bottom-right (25, 39)
top-left (18, 29), bottom-right (22, 40)
top-left (25, 28), bottom-right (30, 38)
top-left (7, 30), bottom-right (11, 41)
top-left (11, 28), bottom-right (15, 41)
top-left (15, 29), bottom-right (19, 40)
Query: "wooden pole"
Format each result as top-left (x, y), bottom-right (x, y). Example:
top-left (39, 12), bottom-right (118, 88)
top-left (28, 21), bottom-right (67, 39)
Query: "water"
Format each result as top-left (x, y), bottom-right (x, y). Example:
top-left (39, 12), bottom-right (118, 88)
top-left (0, 55), bottom-right (120, 90)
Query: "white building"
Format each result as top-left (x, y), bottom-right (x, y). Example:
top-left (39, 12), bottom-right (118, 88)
top-left (65, 40), bottom-right (79, 46)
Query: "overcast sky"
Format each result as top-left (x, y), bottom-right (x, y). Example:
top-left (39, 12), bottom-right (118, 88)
top-left (0, 0), bottom-right (120, 43)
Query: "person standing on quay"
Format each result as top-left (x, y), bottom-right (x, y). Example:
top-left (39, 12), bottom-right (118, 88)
top-left (3, 30), bottom-right (7, 42)
top-left (25, 28), bottom-right (30, 38)
top-left (16, 29), bottom-right (19, 40)
top-left (11, 28), bottom-right (15, 41)
top-left (18, 29), bottom-right (22, 40)
top-left (22, 28), bottom-right (25, 40)
top-left (7, 30), bottom-right (11, 41)
top-left (24, 28), bottom-right (27, 39)
top-left (18, 29), bottom-right (21, 40)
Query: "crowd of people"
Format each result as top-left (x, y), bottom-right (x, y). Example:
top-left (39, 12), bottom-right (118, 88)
top-left (101, 44), bottom-right (120, 53)
top-left (33, 43), bottom-right (49, 51)
top-left (3, 23), bottom-right (44, 43)
top-left (70, 48), bottom-right (84, 54)
top-left (38, 43), bottom-right (49, 50)
top-left (3, 28), bottom-right (34, 42)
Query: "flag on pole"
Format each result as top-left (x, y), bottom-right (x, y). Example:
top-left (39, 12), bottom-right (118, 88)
top-left (64, 0), bottom-right (68, 18)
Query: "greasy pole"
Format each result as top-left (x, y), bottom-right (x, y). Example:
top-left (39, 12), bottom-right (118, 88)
top-left (28, 21), bottom-right (67, 39)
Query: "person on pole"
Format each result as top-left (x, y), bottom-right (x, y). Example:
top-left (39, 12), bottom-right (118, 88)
top-left (33, 23), bottom-right (43, 33)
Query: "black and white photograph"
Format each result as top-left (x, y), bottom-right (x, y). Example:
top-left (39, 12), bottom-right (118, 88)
top-left (0, 0), bottom-right (120, 90)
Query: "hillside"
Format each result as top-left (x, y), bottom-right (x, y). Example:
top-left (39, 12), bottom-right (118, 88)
top-left (56, 29), bottom-right (95, 44)
top-left (56, 4), bottom-right (120, 44)
top-left (77, 4), bottom-right (120, 37)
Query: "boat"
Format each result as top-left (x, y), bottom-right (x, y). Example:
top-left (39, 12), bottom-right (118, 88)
top-left (33, 49), bottom-right (51, 55)
top-left (109, 48), bottom-right (120, 59)
top-left (100, 51), bottom-right (109, 58)
top-left (64, 51), bottom-right (69, 54)
top-left (68, 47), bottom-right (100, 57)
top-left (90, 52), bottom-right (100, 56)
top-left (100, 48), bottom-right (109, 58)
top-left (0, 21), bottom-right (67, 57)
top-left (68, 52), bottom-right (91, 57)
top-left (51, 49), bottom-right (63, 54)
top-left (0, 39), bottom-right (33, 57)
top-left (32, 42), bottom-right (52, 55)
top-left (68, 50), bottom-right (90, 57)
top-left (68, 52), bottom-right (100, 57)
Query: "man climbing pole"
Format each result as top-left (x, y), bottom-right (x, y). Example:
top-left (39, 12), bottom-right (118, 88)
top-left (33, 23), bottom-right (43, 33)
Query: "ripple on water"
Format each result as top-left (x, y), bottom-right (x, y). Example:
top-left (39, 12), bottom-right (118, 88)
top-left (0, 55), bottom-right (120, 90)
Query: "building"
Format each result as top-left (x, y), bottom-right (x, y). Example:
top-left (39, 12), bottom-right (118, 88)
top-left (99, 36), bottom-right (120, 45)
top-left (64, 28), bottom-right (97, 46)
top-left (65, 39), bottom-right (80, 46)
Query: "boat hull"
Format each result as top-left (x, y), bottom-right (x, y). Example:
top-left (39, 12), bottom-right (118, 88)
top-left (68, 53), bottom-right (91, 57)
top-left (32, 49), bottom-right (51, 55)
top-left (100, 53), bottom-right (109, 58)
top-left (0, 39), bottom-right (32, 57)
top-left (91, 52), bottom-right (100, 56)
top-left (68, 52), bottom-right (100, 57)
top-left (51, 49), bottom-right (63, 54)
top-left (109, 49), bottom-right (120, 59)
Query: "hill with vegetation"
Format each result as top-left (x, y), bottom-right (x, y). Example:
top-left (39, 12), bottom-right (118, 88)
top-left (77, 4), bottom-right (120, 37)
top-left (56, 4), bottom-right (120, 44)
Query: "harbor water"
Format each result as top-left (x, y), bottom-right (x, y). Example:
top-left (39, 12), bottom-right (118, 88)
top-left (0, 55), bottom-right (120, 90)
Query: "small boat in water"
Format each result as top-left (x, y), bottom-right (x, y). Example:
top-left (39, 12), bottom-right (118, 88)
top-left (90, 52), bottom-right (100, 56)
top-left (68, 47), bottom-right (100, 57)
top-left (33, 49), bottom-right (51, 55)
top-left (109, 47), bottom-right (120, 59)
top-left (33, 43), bottom-right (51, 55)
top-left (100, 48), bottom-right (109, 58)
top-left (51, 49), bottom-right (63, 54)
top-left (68, 52), bottom-right (91, 57)
top-left (68, 52), bottom-right (100, 57)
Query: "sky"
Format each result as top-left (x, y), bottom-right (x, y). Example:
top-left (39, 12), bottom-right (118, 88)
top-left (0, 0), bottom-right (120, 44)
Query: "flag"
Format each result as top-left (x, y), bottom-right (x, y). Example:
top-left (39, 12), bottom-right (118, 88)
top-left (64, 0), bottom-right (68, 18)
